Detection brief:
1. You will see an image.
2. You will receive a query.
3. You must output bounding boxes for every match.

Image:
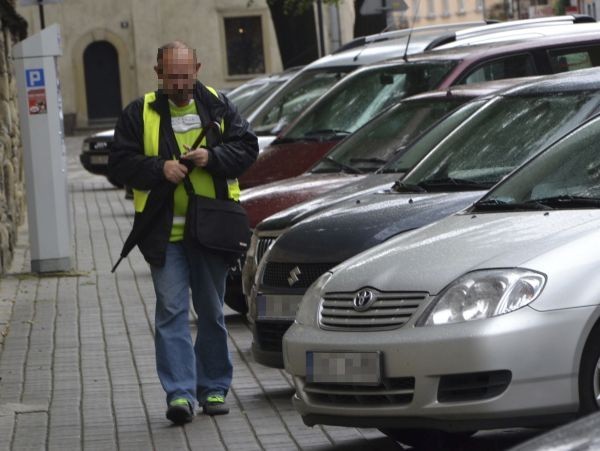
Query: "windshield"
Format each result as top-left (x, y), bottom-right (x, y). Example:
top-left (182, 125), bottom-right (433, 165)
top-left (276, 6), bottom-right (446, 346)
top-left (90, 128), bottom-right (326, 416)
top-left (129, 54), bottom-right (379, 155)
top-left (380, 99), bottom-right (488, 173)
top-left (310, 97), bottom-right (469, 174)
top-left (228, 79), bottom-right (286, 117)
top-left (283, 61), bottom-right (458, 141)
top-left (475, 115), bottom-right (600, 211)
top-left (395, 91), bottom-right (600, 192)
top-left (250, 67), bottom-right (352, 135)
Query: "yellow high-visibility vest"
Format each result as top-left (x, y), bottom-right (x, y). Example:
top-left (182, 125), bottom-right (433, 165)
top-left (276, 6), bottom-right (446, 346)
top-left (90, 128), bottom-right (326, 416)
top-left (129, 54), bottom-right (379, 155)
top-left (132, 88), bottom-right (241, 213)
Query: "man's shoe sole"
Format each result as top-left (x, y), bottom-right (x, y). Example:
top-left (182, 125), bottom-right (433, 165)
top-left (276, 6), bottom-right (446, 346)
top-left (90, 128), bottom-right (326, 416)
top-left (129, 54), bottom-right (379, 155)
top-left (202, 403), bottom-right (229, 416)
top-left (166, 405), bottom-right (193, 425)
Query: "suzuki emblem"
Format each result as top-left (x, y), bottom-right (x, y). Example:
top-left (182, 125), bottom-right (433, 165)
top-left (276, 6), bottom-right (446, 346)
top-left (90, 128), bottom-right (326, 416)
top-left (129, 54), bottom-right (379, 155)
top-left (288, 266), bottom-right (301, 287)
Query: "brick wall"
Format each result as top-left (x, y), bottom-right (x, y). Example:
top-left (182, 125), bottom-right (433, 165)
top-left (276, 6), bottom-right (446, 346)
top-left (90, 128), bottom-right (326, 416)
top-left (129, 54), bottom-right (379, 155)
top-left (0, 0), bottom-right (27, 273)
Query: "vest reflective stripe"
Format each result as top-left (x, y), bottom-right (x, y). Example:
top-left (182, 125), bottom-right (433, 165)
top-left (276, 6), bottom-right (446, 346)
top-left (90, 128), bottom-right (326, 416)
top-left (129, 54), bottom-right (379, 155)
top-left (132, 89), bottom-right (241, 213)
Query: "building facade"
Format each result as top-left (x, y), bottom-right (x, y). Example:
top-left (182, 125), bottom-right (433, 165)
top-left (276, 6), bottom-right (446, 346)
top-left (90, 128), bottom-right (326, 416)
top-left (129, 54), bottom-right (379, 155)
top-left (17, 0), bottom-right (289, 129)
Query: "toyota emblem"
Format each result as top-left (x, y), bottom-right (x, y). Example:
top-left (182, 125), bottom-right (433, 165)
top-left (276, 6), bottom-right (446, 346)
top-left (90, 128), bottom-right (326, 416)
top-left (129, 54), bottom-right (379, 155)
top-left (353, 289), bottom-right (377, 312)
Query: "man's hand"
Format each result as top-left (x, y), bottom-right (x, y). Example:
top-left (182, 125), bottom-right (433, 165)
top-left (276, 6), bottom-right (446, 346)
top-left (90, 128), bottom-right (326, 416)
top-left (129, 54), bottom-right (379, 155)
top-left (182, 145), bottom-right (210, 167)
top-left (163, 160), bottom-right (188, 184)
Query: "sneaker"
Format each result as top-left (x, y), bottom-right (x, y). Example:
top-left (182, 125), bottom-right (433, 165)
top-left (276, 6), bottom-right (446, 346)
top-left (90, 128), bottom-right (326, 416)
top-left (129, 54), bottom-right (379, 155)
top-left (202, 394), bottom-right (229, 416)
top-left (166, 398), bottom-right (193, 425)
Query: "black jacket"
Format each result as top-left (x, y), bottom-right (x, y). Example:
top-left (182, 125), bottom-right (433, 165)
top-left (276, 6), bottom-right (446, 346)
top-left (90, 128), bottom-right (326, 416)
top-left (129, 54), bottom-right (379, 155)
top-left (108, 82), bottom-right (259, 267)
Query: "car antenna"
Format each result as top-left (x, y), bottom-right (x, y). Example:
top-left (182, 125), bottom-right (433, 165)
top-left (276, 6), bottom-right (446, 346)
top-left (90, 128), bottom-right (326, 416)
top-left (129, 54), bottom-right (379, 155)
top-left (402, 0), bottom-right (422, 62)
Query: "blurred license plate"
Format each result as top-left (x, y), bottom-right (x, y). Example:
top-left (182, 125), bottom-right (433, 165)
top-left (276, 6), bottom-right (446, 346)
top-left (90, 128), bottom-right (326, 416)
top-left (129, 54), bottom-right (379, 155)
top-left (90, 155), bottom-right (108, 165)
top-left (256, 294), bottom-right (301, 320)
top-left (307, 351), bottom-right (381, 385)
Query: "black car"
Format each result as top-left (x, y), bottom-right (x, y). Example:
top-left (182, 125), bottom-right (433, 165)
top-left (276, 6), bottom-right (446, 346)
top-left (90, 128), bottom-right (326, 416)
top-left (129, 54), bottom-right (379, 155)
top-left (79, 129), bottom-right (120, 186)
top-left (248, 69), bottom-right (600, 368)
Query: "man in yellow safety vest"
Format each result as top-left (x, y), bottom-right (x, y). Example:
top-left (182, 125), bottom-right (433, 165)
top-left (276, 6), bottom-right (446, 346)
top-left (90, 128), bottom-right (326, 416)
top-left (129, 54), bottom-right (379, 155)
top-left (108, 41), bottom-right (258, 425)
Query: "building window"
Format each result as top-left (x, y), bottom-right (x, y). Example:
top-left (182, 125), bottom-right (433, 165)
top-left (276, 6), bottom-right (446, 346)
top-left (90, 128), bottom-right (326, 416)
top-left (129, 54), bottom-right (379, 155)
top-left (442, 0), bottom-right (451, 16)
top-left (427, 0), bottom-right (436, 18)
top-left (476, 0), bottom-right (483, 12)
top-left (224, 16), bottom-right (265, 76)
top-left (457, 0), bottom-right (466, 14)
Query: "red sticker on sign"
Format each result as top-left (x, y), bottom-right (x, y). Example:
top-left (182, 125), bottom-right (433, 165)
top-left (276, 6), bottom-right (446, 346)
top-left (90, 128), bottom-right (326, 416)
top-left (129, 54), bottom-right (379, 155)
top-left (27, 88), bottom-right (47, 115)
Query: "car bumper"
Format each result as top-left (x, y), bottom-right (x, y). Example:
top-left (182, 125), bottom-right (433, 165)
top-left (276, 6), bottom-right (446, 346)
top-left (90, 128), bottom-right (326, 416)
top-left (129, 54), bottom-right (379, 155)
top-left (250, 292), bottom-right (302, 367)
top-left (283, 305), bottom-right (593, 429)
top-left (80, 150), bottom-right (109, 175)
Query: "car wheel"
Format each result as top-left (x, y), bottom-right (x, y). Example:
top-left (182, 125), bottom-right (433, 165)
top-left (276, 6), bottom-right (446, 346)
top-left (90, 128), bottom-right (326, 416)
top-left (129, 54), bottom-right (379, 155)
top-left (578, 325), bottom-right (600, 414)
top-left (107, 176), bottom-right (124, 189)
top-left (379, 428), bottom-right (476, 449)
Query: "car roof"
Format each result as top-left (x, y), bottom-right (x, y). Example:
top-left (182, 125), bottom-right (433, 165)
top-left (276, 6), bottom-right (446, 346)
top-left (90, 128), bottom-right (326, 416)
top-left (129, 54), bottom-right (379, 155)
top-left (404, 77), bottom-right (542, 101)
top-left (501, 66), bottom-right (600, 95)
top-left (386, 31), bottom-right (600, 63)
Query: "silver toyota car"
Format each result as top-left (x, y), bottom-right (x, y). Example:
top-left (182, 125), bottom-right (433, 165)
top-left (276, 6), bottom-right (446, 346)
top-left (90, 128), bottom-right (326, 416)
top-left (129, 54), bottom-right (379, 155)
top-left (283, 107), bottom-right (600, 448)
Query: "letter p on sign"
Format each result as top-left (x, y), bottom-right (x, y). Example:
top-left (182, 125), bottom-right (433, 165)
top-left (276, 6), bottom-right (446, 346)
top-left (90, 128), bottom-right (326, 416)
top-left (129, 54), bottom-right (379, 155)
top-left (26, 69), bottom-right (45, 88)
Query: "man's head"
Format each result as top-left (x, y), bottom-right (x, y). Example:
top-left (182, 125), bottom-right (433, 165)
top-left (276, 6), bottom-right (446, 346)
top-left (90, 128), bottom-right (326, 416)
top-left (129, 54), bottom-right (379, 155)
top-left (155, 41), bottom-right (201, 105)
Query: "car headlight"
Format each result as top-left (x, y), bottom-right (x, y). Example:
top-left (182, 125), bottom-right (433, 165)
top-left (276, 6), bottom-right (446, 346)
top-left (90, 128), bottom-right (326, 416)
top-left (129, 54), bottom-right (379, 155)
top-left (295, 272), bottom-right (333, 326)
top-left (418, 269), bottom-right (546, 326)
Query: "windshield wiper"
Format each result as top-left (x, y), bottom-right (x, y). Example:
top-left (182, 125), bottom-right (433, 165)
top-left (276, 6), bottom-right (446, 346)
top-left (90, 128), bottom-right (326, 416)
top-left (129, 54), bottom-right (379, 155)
top-left (322, 157), bottom-right (363, 174)
top-left (418, 177), bottom-right (491, 191)
top-left (349, 157), bottom-right (388, 165)
top-left (391, 180), bottom-right (427, 193)
top-left (529, 195), bottom-right (600, 209)
top-left (304, 129), bottom-right (352, 140)
top-left (473, 198), bottom-right (551, 211)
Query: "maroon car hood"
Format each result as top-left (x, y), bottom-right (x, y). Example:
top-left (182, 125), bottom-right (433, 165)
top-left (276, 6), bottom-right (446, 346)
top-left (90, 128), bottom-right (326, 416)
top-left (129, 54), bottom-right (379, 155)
top-left (241, 173), bottom-right (365, 228)
top-left (239, 140), bottom-right (338, 189)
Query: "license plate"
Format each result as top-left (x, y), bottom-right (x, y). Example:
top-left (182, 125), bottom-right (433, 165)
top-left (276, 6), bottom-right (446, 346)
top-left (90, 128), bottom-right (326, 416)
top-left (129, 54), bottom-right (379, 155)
top-left (256, 294), bottom-right (302, 320)
top-left (306, 351), bottom-right (382, 385)
top-left (90, 155), bottom-right (108, 165)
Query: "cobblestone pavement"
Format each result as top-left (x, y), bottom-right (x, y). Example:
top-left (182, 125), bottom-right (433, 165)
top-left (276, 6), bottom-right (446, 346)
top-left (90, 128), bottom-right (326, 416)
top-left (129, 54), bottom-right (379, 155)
top-left (0, 134), bottom-right (542, 450)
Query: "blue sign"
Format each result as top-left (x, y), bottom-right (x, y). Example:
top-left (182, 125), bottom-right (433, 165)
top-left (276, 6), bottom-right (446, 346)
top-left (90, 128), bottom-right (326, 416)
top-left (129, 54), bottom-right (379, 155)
top-left (25, 69), bottom-right (45, 88)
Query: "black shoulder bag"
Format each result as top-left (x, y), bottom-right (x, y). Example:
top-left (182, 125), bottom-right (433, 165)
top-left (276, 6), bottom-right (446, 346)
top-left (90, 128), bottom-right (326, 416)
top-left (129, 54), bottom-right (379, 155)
top-left (176, 121), bottom-right (251, 261)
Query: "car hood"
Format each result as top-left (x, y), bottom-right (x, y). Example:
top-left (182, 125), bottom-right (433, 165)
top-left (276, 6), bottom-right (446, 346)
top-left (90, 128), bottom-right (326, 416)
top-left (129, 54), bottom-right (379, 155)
top-left (268, 190), bottom-right (485, 263)
top-left (256, 173), bottom-right (399, 231)
top-left (241, 173), bottom-right (366, 228)
top-left (326, 210), bottom-right (600, 297)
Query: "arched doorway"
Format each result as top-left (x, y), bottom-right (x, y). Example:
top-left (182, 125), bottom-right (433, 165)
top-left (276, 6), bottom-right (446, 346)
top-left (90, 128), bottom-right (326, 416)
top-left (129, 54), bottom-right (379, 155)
top-left (83, 41), bottom-right (123, 121)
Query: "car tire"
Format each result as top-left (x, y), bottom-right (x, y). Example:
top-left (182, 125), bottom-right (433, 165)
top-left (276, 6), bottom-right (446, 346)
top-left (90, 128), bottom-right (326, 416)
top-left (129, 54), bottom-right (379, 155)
top-left (379, 428), bottom-right (475, 449)
top-left (107, 176), bottom-right (124, 189)
top-left (578, 324), bottom-right (600, 414)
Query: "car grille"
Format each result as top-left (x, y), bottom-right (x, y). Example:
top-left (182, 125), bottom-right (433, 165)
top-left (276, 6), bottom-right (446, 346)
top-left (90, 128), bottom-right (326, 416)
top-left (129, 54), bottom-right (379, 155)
top-left (319, 291), bottom-right (427, 331)
top-left (262, 262), bottom-right (337, 289)
top-left (255, 321), bottom-right (293, 352)
top-left (302, 377), bottom-right (415, 406)
top-left (256, 237), bottom-right (276, 265)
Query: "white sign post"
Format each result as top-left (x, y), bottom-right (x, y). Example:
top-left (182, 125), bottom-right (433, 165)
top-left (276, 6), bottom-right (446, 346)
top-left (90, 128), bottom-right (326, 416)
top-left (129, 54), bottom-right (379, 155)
top-left (13, 24), bottom-right (72, 273)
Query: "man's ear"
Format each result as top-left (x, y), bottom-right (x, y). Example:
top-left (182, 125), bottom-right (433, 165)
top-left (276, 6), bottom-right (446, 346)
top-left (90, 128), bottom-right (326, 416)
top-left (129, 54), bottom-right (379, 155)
top-left (196, 63), bottom-right (202, 73)
top-left (154, 64), bottom-right (160, 76)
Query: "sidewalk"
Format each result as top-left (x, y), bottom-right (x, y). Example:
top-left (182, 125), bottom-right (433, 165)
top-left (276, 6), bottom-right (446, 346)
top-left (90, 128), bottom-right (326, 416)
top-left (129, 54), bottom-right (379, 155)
top-left (0, 162), bottom-right (400, 449)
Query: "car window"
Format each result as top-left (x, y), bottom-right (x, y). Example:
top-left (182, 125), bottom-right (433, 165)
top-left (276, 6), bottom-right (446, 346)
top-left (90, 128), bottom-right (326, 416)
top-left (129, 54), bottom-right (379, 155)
top-left (401, 91), bottom-right (600, 190)
top-left (460, 54), bottom-right (536, 85)
top-left (381, 99), bottom-right (487, 173)
top-left (310, 97), bottom-right (469, 174)
top-left (284, 61), bottom-right (458, 141)
top-left (548, 45), bottom-right (600, 73)
top-left (251, 68), bottom-right (351, 135)
top-left (228, 80), bottom-right (286, 117)
top-left (479, 115), bottom-right (600, 208)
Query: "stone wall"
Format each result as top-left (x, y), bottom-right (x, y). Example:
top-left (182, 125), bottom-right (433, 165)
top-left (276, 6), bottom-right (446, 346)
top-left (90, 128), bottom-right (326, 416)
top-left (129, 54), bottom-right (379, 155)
top-left (0, 0), bottom-right (27, 273)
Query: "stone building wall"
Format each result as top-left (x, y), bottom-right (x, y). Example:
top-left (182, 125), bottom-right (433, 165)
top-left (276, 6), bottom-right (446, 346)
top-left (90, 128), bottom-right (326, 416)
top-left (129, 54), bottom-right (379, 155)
top-left (0, 0), bottom-right (27, 274)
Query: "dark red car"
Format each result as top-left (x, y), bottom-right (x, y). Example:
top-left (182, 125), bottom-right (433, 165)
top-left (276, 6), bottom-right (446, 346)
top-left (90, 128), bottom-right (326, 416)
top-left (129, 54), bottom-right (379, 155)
top-left (238, 32), bottom-right (600, 189)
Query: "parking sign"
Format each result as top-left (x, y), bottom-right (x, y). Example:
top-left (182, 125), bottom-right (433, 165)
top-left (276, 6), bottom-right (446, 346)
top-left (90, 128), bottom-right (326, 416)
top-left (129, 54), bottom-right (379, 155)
top-left (25, 68), bottom-right (45, 88)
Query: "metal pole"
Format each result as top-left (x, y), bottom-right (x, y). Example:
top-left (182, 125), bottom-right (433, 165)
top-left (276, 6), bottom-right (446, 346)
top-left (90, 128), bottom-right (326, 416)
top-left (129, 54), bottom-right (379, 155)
top-left (38, 0), bottom-right (45, 29)
top-left (316, 0), bottom-right (325, 57)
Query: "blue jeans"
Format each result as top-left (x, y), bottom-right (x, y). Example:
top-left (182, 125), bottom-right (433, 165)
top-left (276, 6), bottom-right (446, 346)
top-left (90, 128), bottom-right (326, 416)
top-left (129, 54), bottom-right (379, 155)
top-left (150, 242), bottom-right (233, 408)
